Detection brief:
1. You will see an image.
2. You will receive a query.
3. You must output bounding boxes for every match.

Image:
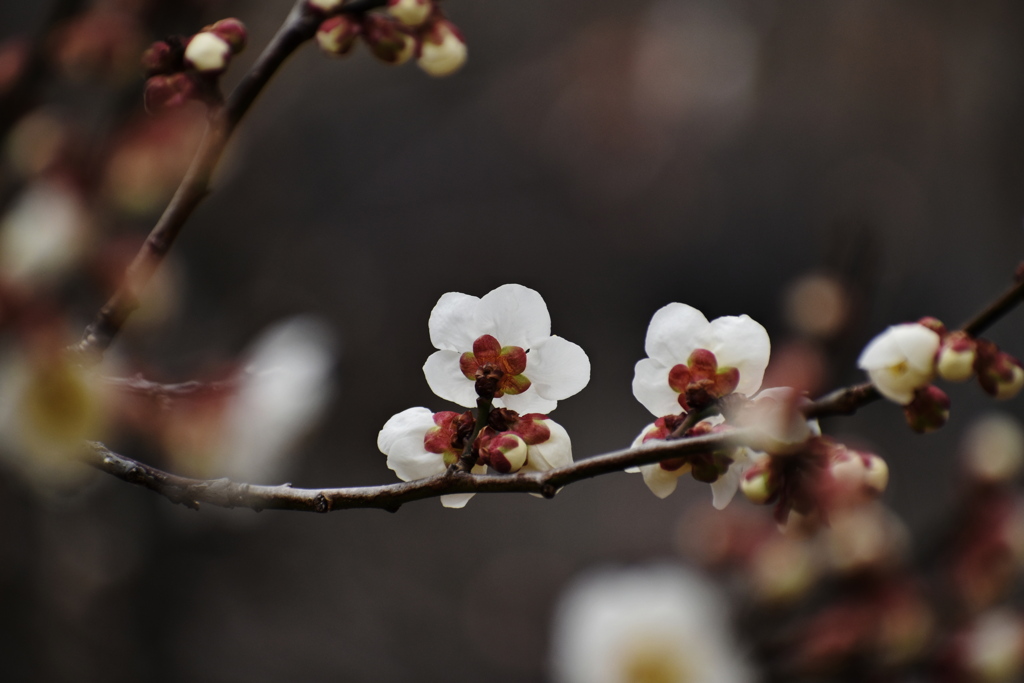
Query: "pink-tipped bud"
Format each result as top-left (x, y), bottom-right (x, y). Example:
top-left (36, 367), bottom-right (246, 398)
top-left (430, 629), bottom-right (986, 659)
top-left (977, 343), bottom-right (1024, 400)
top-left (316, 16), bottom-right (361, 56)
top-left (143, 73), bottom-right (197, 112)
top-left (938, 332), bottom-right (978, 382)
top-left (141, 40), bottom-right (179, 75)
top-left (207, 18), bottom-right (247, 54)
top-left (477, 430), bottom-right (528, 474)
top-left (916, 316), bottom-right (948, 339)
top-left (903, 384), bottom-right (951, 433)
top-left (741, 463), bottom-right (775, 505)
top-left (362, 15), bottom-right (416, 65)
top-left (417, 19), bottom-right (466, 77)
top-left (387, 0), bottom-right (433, 27)
top-left (183, 31), bottom-right (232, 73)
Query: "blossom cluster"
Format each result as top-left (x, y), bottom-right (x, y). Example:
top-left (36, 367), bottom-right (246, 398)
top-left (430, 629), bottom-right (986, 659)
top-left (142, 19), bottom-right (248, 111)
top-left (377, 284), bottom-right (590, 507)
top-left (312, 0), bottom-right (467, 77)
top-left (858, 317), bottom-right (1024, 433)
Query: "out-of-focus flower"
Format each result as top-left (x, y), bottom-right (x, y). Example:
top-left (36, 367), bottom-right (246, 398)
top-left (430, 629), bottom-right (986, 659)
top-left (632, 303), bottom-right (769, 417)
top-left (960, 610), bottom-right (1024, 683)
top-left (550, 565), bottom-right (753, 683)
top-left (417, 19), bottom-right (467, 77)
top-left (0, 181), bottom-right (90, 287)
top-left (822, 502), bottom-right (909, 573)
top-left (215, 317), bottom-right (334, 483)
top-left (0, 342), bottom-right (110, 488)
top-left (857, 322), bottom-right (940, 404)
top-left (423, 283), bottom-right (590, 413)
top-left (317, 16), bottom-right (361, 56)
top-left (377, 406), bottom-right (572, 508)
top-left (784, 273), bottom-right (849, 338)
top-left (962, 414), bottom-right (1024, 483)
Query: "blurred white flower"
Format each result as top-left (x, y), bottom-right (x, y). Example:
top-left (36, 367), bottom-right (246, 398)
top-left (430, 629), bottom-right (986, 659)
top-left (632, 303), bottom-right (770, 417)
top-left (423, 283), bottom-right (590, 413)
top-left (551, 565), bottom-right (753, 683)
top-left (0, 181), bottom-right (89, 287)
top-left (216, 317), bottom-right (335, 483)
top-left (857, 323), bottom-right (940, 404)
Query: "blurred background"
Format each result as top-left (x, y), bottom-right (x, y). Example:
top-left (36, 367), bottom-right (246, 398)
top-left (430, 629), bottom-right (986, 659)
top-left (2, 0), bottom-right (1024, 680)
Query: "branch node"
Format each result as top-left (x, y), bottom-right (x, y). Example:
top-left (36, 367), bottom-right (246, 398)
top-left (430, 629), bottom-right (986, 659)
top-left (540, 484), bottom-right (557, 499)
top-left (313, 492), bottom-right (330, 513)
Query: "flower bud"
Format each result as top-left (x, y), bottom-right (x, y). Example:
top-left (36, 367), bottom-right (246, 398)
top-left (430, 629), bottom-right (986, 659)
top-left (307, 0), bottom-right (346, 11)
top-left (207, 18), bottom-right (247, 54)
top-left (996, 358), bottom-right (1024, 400)
top-left (317, 16), bottom-right (361, 56)
top-left (938, 332), bottom-right (978, 382)
top-left (183, 31), bottom-right (232, 73)
top-left (362, 15), bottom-right (416, 65)
top-left (144, 72), bottom-right (198, 112)
top-left (417, 19), bottom-right (466, 77)
top-left (903, 384), bottom-right (950, 433)
top-left (741, 463), bottom-right (775, 505)
top-left (477, 430), bottom-right (528, 473)
top-left (862, 453), bottom-right (889, 495)
top-left (916, 316), bottom-right (947, 338)
top-left (977, 343), bottom-right (1024, 400)
top-left (387, 0), bottom-right (433, 27)
top-left (141, 40), bottom-right (179, 75)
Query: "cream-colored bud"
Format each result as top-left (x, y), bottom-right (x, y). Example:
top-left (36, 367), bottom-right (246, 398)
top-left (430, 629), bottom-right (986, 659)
top-left (863, 454), bottom-right (889, 494)
top-left (308, 0), bottom-right (346, 10)
top-left (387, 0), bottom-right (432, 27)
top-left (996, 364), bottom-right (1024, 400)
top-left (497, 433), bottom-right (528, 473)
top-left (741, 468), bottom-right (773, 505)
top-left (184, 32), bottom-right (232, 72)
top-left (938, 345), bottom-right (977, 382)
top-left (417, 23), bottom-right (467, 77)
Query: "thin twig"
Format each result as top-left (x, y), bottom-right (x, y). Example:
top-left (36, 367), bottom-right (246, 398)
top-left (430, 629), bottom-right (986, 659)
top-left (106, 374), bottom-right (238, 399)
top-left (74, 0), bottom-right (387, 360)
top-left (84, 429), bottom-right (757, 513)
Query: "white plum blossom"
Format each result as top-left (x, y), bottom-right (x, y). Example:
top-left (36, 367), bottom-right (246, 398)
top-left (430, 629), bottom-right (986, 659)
top-left (377, 405), bottom-right (573, 508)
top-left (858, 323), bottom-right (941, 404)
top-left (632, 303), bottom-right (770, 418)
top-left (551, 565), bottom-right (753, 683)
top-left (216, 317), bottom-right (335, 483)
top-left (423, 284), bottom-right (590, 413)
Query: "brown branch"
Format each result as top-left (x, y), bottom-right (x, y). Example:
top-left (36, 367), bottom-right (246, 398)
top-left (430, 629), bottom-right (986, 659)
top-left (960, 267), bottom-right (1024, 337)
top-left (74, 0), bottom-right (386, 360)
top-left (84, 429), bottom-right (759, 513)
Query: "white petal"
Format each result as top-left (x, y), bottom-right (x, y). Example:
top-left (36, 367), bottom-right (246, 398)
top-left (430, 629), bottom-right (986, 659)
top-left (893, 325), bottom-right (941, 373)
top-left (858, 325), bottom-right (911, 369)
top-left (219, 317), bottom-right (335, 482)
top-left (527, 336), bottom-right (591, 400)
top-left (441, 492), bottom-right (475, 508)
top-left (498, 390), bottom-right (558, 414)
top-left (523, 418), bottom-right (573, 472)
top-left (475, 284), bottom-right (551, 348)
top-left (698, 315), bottom-right (771, 397)
top-left (423, 350), bottom-right (477, 407)
top-left (710, 450), bottom-right (752, 510)
top-left (377, 406), bottom-right (435, 455)
top-left (632, 358), bottom-right (682, 418)
top-left (428, 291), bottom-right (481, 351)
top-left (866, 367), bottom-right (918, 404)
top-left (640, 462), bottom-right (684, 498)
top-left (385, 433), bottom-right (445, 481)
top-left (644, 303), bottom-right (710, 366)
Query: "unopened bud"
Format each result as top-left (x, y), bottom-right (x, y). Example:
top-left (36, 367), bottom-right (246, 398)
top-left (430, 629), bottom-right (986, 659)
top-left (362, 15), bottom-right (416, 65)
top-left (996, 358), bottom-right (1024, 400)
top-left (144, 73), bottom-right (197, 111)
top-left (417, 19), bottom-right (466, 77)
top-left (741, 463), bottom-right (775, 505)
top-left (387, 0), bottom-right (433, 27)
top-left (863, 454), bottom-right (889, 494)
top-left (938, 332), bottom-right (978, 382)
top-left (903, 384), bottom-right (950, 433)
top-left (141, 40), bottom-right (179, 75)
top-left (477, 431), bottom-right (528, 474)
top-left (308, 0), bottom-right (346, 12)
top-left (317, 16), bottom-right (360, 56)
top-left (207, 18), bottom-right (247, 53)
top-left (183, 32), bottom-right (232, 73)
top-left (916, 316), bottom-right (947, 338)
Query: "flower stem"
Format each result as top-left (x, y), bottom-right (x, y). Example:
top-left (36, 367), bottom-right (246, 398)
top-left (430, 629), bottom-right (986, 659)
top-left (450, 396), bottom-right (493, 474)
